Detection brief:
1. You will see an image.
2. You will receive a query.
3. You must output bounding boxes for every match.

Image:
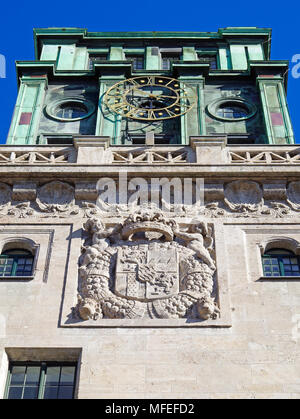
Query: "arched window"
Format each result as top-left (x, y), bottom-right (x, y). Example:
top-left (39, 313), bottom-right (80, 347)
top-left (0, 249), bottom-right (34, 277)
top-left (262, 248), bottom-right (300, 277)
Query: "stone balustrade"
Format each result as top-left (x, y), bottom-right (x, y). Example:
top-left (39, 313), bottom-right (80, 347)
top-left (0, 137), bottom-right (299, 166)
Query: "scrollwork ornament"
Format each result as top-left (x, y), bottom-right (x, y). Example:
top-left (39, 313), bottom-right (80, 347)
top-left (36, 181), bottom-right (79, 216)
top-left (224, 180), bottom-right (263, 215)
top-left (74, 210), bottom-right (219, 322)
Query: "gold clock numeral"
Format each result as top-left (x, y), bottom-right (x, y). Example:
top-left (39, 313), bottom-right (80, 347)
top-left (123, 108), bottom-right (141, 119)
top-left (146, 76), bottom-right (155, 85)
top-left (165, 108), bottom-right (177, 117)
top-left (147, 110), bottom-right (156, 120)
top-left (110, 102), bottom-right (128, 112)
top-left (127, 78), bottom-right (141, 87)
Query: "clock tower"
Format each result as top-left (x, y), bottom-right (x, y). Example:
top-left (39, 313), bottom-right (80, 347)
top-left (6, 27), bottom-right (294, 147)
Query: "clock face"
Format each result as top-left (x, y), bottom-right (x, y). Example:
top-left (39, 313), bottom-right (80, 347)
top-left (103, 76), bottom-right (196, 121)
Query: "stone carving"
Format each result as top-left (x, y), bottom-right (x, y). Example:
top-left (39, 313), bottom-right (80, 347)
top-left (1, 179), bottom-right (300, 220)
top-left (7, 202), bottom-right (35, 218)
top-left (75, 210), bottom-right (219, 322)
top-left (36, 181), bottom-right (79, 215)
top-left (287, 182), bottom-right (300, 211)
top-left (0, 182), bottom-right (12, 214)
top-left (224, 180), bottom-right (263, 213)
top-left (79, 201), bottom-right (102, 218)
top-left (261, 202), bottom-right (291, 218)
top-left (204, 202), bottom-right (226, 218)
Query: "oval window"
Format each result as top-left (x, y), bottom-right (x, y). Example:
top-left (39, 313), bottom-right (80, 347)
top-left (207, 98), bottom-right (257, 122)
top-left (46, 98), bottom-right (95, 122)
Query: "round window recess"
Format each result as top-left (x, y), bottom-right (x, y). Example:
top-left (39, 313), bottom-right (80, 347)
top-left (45, 98), bottom-right (96, 122)
top-left (207, 98), bottom-right (257, 122)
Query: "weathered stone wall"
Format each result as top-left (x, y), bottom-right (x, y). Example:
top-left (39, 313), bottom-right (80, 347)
top-left (0, 141), bottom-right (299, 399)
top-left (0, 219), bottom-right (299, 398)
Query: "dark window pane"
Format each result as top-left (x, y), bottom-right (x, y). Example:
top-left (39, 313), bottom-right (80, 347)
top-left (126, 55), bottom-right (144, 70)
top-left (25, 366), bottom-right (40, 385)
top-left (263, 250), bottom-right (300, 277)
top-left (198, 54), bottom-right (217, 69)
top-left (6, 363), bottom-right (76, 399)
top-left (43, 386), bottom-right (59, 399)
top-left (88, 55), bottom-right (107, 70)
top-left (8, 386), bottom-right (23, 399)
top-left (60, 366), bottom-right (76, 385)
top-left (11, 366), bottom-right (26, 385)
top-left (58, 386), bottom-right (74, 399)
top-left (45, 366), bottom-right (60, 385)
top-left (161, 55), bottom-right (180, 70)
top-left (23, 386), bottom-right (39, 399)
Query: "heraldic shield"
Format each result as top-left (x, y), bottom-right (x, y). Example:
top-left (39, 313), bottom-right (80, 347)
top-left (115, 244), bottom-right (179, 301)
top-left (75, 210), bottom-right (220, 322)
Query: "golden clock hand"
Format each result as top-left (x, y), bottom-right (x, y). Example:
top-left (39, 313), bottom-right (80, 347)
top-left (131, 89), bottom-right (152, 97)
top-left (158, 94), bottom-right (178, 99)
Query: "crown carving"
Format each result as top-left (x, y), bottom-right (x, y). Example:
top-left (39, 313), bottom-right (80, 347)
top-left (121, 210), bottom-right (177, 241)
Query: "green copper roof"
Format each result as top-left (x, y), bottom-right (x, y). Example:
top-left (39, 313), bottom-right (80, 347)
top-left (33, 27), bottom-right (272, 60)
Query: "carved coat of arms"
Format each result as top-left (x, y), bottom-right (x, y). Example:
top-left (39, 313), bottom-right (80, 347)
top-left (75, 210), bottom-right (219, 322)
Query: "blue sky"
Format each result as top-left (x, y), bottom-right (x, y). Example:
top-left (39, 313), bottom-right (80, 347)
top-left (0, 0), bottom-right (299, 144)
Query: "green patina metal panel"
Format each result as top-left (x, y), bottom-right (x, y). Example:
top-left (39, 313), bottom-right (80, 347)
top-left (247, 44), bottom-right (264, 60)
top-left (204, 80), bottom-right (267, 144)
top-left (37, 80), bottom-right (98, 140)
top-left (145, 47), bottom-right (160, 70)
top-left (257, 78), bottom-right (294, 144)
top-left (230, 44), bottom-right (248, 70)
top-left (40, 43), bottom-right (59, 61)
top-left (73, 47), bottom-right (88, 70)
top-left (56, 44), bottom-right (76, 70)
top-left (218, 47), bottom-right (230, 70)
top-left (7, 77), bottom-right (47, 144)
top-left (96, 76), bottom-right (125, 143)
top-left (182, 47), bottom-right (196, 61)
top-left (109, 46), bottom-right (124, 61)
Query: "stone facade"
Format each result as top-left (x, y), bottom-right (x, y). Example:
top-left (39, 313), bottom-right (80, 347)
top-left (0, 28), bottom-right (299, 399)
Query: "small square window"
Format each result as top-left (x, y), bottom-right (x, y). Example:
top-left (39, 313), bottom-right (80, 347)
top-left (262, 249), bottom-right (300, 278)
top-left (125, 55), bottom-right (144, 70)
top-left (0, 250), bottom-right (34, 277)
top-left (197, 54), bottom-right (218, 69)
top-left (5, 362), bottom-right (77, 399)
top-left (88, 54), bottom-right (108, 70)
top-left (161, 54), bottom-right (181, 70)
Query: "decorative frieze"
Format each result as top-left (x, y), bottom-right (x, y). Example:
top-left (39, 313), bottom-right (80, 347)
top-left (0, 179), bottom-right (299, 220)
